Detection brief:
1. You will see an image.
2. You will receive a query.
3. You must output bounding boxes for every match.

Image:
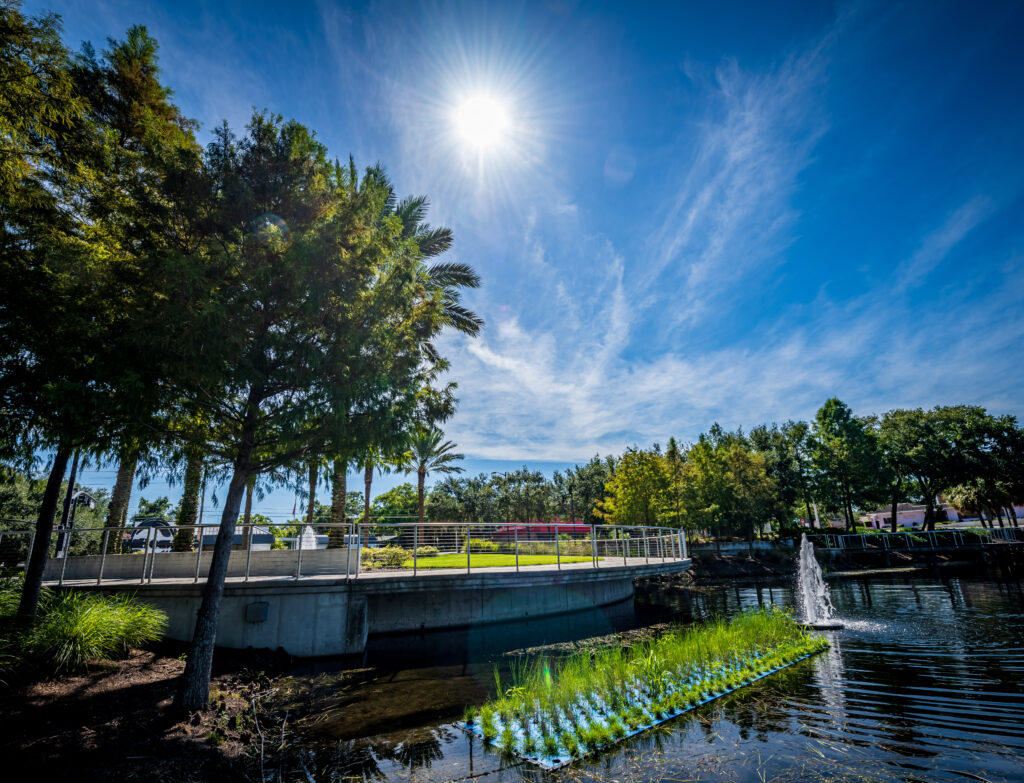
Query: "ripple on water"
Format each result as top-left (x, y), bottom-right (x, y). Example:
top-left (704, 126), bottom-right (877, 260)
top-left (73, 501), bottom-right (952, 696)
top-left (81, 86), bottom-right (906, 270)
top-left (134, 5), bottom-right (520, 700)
top-left (276, 575), bottom-right (1024, 783)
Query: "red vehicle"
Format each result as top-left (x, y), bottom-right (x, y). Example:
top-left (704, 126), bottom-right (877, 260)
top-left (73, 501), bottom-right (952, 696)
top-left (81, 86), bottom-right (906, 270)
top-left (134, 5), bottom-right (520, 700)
top-left (491, 522), bottom-right (590, 542)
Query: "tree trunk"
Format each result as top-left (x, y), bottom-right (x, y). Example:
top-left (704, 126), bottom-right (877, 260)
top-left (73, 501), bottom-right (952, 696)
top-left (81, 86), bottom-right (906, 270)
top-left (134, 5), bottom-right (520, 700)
top-left (978, 508), bottom-right (987, 528)
top-left (418, 468), bottom-right (426, 525)
top-left (995, 507), bottom-right (1005, 528)
top-left (890, 492), bottom-right (899, 534)
top-left (105, 451), bottom-right (137, 552)
top-left (173, 449), bottom-right (203, 551)
top-left (175, 446), bottom-right (252, 712)
top-left (328, 458), bottom-right (347, 548)
top-left (54, 450), bottom-right (80, 558)
top-left (1009, 505), bottom-right (1019, 528)
top-left (306, 461), bottom-right (318, 526)
top-left (16, 443), bottom-right (72, 624)
top-left (239, 474), bottom-right (255, 551)
top-left (804, 499), bottom-right (814, 530)
top-left (923, 488), bottom-right (936, 532)
top-left (363, 463), bottom-right (372, 524)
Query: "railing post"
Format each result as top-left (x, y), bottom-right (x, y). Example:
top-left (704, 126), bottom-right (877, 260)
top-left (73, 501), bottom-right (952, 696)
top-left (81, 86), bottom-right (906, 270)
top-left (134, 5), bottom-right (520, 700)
top-left (344, 523), bottom-right (352, 581)
top-left (514, 524), bottom-right (520, 573)
top-left (58, 529), bottom-right (71, 585)
top-left (140, 536), bottom-right (150, 584)
top-left (355, 524), bottom-right (362, 578)
top-left (97, 529), bottom-right (110, 585)
top-left (466, 524), bottom-right (471, 574)
top-left (24, 531), bottom-right (35, 578)
top-left (148, 539), bottom-right (157, 583)
top-left (555, 526), bottom-right (561, 570)
top-left (413, 524), bottom-right (418, 577)
top-left (591, 525), bottom-right (597, 568)
top-left (245, 522), bottom-right (253, 582)
top-left (295, 526), bottom-right (304, 580)
top-left (682, 529), bottom-right (688, 560)
top-left (194, 526), bottom-right (203, 583)
top-left (622, 528), bottom-right (627, 566)
top-left (644, 527), bottom-right (650, 564)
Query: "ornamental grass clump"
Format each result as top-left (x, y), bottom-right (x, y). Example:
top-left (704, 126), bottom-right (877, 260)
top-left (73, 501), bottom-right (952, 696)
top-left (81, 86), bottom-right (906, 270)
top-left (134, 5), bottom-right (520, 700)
top-left (462, 608), bottom-right (828, 770)
top-left (5, 587), bottom-right (167, 674)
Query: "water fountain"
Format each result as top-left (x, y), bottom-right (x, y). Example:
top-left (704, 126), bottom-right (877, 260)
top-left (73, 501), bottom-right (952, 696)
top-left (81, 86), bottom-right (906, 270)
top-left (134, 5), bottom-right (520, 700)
top-left (296, 524), bottom-right (319, 550)
top-left (797, 533), bottom-right (843, 630)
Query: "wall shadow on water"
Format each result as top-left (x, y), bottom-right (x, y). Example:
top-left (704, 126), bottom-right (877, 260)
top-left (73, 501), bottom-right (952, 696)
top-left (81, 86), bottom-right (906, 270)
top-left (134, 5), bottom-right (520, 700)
top-left (364, 593), bottom-right (640, 668)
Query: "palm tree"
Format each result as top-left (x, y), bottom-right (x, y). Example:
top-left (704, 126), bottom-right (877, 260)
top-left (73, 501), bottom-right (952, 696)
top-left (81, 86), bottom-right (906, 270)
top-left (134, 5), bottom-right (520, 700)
top-left (405, 427), bottom-right (464, 525)
top-left (356, 445), bottom-right (400, 526)
top-left (387, 188), bottom-right (484, 350)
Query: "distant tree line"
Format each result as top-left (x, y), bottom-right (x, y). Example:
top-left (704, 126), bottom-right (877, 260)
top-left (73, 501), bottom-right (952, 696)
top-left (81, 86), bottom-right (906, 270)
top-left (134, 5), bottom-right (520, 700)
top-left (420, 399), bottom-right (1023, 549)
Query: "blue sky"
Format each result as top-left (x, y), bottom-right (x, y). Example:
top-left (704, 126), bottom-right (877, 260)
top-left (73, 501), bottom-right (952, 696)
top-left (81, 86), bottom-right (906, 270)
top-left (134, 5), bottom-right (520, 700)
top-left (30, 0), bottom-right (1024, 519)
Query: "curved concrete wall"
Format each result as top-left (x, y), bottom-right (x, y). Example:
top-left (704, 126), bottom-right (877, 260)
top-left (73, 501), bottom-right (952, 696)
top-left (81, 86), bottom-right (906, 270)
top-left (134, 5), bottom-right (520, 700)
top-left (83, 560), bottom-right (688, 656)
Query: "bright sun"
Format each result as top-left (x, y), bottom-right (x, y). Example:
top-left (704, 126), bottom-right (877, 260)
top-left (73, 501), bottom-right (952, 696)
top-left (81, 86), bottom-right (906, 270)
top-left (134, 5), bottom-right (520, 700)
top-left (454, 94), bottom-right (510, 150)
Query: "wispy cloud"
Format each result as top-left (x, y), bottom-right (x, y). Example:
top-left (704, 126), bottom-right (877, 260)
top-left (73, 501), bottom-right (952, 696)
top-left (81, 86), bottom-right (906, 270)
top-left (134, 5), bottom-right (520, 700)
top-left (892, 196), bottom-right (992, 292)
top-left (643, 46), bottom-right (829, 331)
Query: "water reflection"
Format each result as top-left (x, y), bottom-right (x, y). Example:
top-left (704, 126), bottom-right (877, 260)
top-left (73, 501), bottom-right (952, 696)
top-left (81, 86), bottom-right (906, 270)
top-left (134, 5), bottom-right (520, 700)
top-left (276, 576), bottom-right (1024, 782)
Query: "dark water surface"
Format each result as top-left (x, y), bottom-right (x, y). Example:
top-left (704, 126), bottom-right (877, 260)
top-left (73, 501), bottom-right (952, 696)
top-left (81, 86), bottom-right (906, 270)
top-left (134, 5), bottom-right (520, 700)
top-left (286, 576), bottom-right (1024, 782)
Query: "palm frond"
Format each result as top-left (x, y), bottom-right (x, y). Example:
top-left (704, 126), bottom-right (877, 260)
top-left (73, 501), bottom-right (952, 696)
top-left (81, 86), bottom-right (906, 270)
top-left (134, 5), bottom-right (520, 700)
top-left (415, 225), bottom-right (453, 257)
top-left (428, 261), bottom-right (480, 288)
top-left (441, 300), bottom-right (484, 335)
top-left (396, 195), bottom-right (429, 236)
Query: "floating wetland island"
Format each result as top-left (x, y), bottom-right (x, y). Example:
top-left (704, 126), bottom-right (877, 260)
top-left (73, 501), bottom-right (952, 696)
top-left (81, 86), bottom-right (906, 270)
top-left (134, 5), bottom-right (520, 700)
top-left (462, 609), bottom-right (829, 770)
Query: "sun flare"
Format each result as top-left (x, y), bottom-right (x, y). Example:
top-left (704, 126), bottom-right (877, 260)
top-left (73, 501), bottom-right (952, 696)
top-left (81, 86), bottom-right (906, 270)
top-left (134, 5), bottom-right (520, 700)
top-left (454, 94), bottom-right (510, 150)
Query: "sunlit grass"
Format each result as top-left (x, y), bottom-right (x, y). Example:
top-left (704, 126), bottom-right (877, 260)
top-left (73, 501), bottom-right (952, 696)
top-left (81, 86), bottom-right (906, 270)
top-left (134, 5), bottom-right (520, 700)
top-left (401, 553), bottom-right (596, 569)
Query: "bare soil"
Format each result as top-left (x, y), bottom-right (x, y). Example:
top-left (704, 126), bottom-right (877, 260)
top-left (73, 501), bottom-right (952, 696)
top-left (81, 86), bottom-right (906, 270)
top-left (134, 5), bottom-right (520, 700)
top-left (0, 642), bottom-right (291, 782)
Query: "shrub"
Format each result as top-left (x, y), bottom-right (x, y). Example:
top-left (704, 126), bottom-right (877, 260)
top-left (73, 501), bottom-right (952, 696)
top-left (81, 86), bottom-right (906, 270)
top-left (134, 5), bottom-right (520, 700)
top-left (466, 538), bottom-right (498, 553)
top-left (19, 590), bottom-right (167, 674)
top-left (360, 545), bottom-right (408, 568)
top-left (0, 575), bottom-right (24, 619)
top-left (414, 545), bottom-right (439, 557)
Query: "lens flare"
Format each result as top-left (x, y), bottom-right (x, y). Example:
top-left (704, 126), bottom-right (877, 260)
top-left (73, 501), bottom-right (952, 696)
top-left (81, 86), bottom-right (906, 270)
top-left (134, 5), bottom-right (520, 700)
top-left (252, 212), bottom-right (289, 244)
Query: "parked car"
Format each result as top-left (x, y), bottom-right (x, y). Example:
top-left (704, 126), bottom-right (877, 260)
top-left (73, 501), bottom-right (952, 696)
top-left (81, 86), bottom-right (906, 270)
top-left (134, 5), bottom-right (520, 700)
top-left (127, 518), bottom-right (175, 553)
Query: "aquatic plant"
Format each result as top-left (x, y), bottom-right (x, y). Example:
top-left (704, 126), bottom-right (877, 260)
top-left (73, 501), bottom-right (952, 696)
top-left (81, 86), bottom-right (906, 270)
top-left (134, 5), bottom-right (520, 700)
top-left (479, 705), bottom-right (496, 740)
top-left (462, 608), bottom-right (827, 770)
top-left (500, 726), bottom-right (516, 754)
top-left (542, 732), bottom-right (559, 757)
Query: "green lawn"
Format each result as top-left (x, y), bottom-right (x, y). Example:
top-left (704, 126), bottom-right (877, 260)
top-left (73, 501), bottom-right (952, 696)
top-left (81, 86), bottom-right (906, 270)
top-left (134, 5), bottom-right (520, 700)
top-left (401, 553), bottom-right (596, 569)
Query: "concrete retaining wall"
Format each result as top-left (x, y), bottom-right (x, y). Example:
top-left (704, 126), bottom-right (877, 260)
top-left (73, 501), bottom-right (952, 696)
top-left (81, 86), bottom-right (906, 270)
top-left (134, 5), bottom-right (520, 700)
top-left (43, 547), bottom-right (359, 582)
top-left (81, 559), bottom-right (688, 656)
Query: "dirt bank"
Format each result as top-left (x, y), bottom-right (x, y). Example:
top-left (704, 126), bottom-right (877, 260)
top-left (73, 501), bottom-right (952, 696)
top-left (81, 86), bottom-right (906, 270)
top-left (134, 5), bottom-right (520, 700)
top-left (0, 642), bottom-right (294, 782)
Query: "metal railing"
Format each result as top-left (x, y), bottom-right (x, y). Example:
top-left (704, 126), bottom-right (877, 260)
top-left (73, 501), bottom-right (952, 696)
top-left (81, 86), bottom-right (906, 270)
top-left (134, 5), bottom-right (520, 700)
top-left (807, 527), bottom-right (1023, 552)
top-left (0, 521), bottom-right (688, 586)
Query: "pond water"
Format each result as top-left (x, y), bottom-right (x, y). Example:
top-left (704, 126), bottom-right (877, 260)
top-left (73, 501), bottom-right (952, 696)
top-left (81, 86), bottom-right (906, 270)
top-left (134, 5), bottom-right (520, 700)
top-left (279, 575), bottom-right (1024, 782)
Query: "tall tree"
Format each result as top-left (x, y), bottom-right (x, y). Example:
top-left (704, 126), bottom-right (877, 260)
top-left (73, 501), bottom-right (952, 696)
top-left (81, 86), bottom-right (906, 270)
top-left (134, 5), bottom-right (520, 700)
top-left (3, 21), bottom-right (197, 622)
top-left (404, 426), bottom-right (464, 525)
top-left (151, 115), bottom-right (466, 710)
top-left (810, 398), bottom-right (882, 531)
top-left (599, 447), bottom-right (669, 527)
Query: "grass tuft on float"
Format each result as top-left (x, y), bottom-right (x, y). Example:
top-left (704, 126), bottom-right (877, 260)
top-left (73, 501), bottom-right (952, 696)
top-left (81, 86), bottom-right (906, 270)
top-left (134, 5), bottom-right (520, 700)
top-left (461, 608), bottom-right (828, 770)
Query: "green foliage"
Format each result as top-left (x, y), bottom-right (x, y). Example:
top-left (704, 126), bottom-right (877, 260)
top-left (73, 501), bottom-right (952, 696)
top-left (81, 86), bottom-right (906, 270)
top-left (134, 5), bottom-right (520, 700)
top-left (810, 398), bottom-right (883, 531)
top-left (360, 545), bottom-right (409, 568)
top-left (133, 496), bottom-right (174, 522)
top-left (598, 448), bottom-right (670, 526)
top-left (466, 538), bottom-right (499, 552)
top-left (0, 576), bottom-right (166, 674)
top-left (371, 483), bottom-right (419, 522)
top-left (465, 609), bottom-right (827, 765)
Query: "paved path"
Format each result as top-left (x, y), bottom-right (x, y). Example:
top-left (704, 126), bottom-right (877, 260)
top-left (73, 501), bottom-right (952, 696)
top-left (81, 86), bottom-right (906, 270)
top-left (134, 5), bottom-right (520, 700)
top-left (49, 554), bottom-right (688, 588)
